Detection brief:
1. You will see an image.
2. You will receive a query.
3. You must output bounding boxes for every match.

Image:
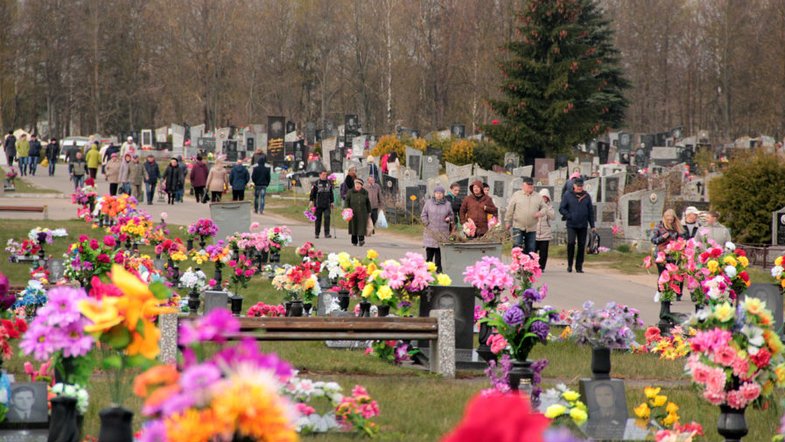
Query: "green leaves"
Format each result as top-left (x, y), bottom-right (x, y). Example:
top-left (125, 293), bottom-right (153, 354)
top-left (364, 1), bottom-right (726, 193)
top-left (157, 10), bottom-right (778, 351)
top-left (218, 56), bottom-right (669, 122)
top-left (149, 280), bottom-right (171, 300)
top-left (103, 326), bottom-right (131, 349)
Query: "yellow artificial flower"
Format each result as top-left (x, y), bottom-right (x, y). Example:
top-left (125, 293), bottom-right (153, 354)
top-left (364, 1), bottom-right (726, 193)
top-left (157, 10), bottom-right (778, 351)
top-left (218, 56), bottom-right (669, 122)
top-left (126, 319), bottom-right (162, 359)
top-left (713, 302), bottom-right (734, 322)
top-left (427, 262), bottom-right (437, 273)
top-left (777, 256), bottom-right (784, 267)
top-left (722, 256), bottom-right (737, 267)
top-left (569, 408), bottom-right (588, 425)
top-left (743, 297), bottom-right (765, 316)
top-left (436, 274), bottom-right (452, 286)
top-left (663, 412), bottom-right (679, 427)
top-left (738, 256), bottom-right (749, 267)
top-left (574, 401), bottom-right (587, 411)
top-left (560, 326), bottom-right (572, 340)
top-left (367, 262), bottom-right (378, 275)
top-left (544, 404), bottom-right (567, 419)
top-left (366, 249), bottom-right (379, 260)
top-left (644, 387), bottom-right (661, 399)
top-left (303, 278), bottom-right (315, 290)
top-left (362, 284), bottom-right (375, 299)
top-left (377, 285), bottom-right (393, 301)
top-left (765, 330), bottom-right (784, 354)
top-left (763, 380), bottom-right (774, 396)
top-left (164, 408), bottom-right (219, 442)
top-left (665, 402), bottom-right (679, 414)
top-left (370, 269), bottom-right (382, 280)
top-left (211, 377), bottom-right (298, 442)
top-left (707, 260), bottom-right (719, 273)
top-left (651, 395), bottom-right (668, 408)
top-left (634, 403), bottom-right (650, 420)
top-left (79, 297), bottom-right (124, 333)
top-left (562, 390), bottom-right (580, 402)
top-left (774, 364), bottom-right (785, 384)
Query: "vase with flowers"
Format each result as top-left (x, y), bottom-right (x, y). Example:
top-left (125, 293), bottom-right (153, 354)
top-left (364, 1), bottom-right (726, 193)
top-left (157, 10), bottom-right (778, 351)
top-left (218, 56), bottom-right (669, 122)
top-left (463, 255), bottom-right (515, 362)
top-left (187, 218), bottom-right (219, 249)
top-left (179, 267), bottom-right (207, 313)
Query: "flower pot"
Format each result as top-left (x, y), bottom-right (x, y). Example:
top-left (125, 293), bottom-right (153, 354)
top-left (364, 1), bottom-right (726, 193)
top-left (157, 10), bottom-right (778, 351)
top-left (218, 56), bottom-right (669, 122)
top-left (187, 238), bottom-right (194, 250)
top-left (289, 300), bottom-right (304, 317)
top-left (303, 303), bottom-right (312, 316)
top-left (229, 295), bottom-right (243, 316)
top-left (37, 247), bottom-right (46, 267)
top-left (171, 265), bottom-right (180, 282)
top-left (284, 301), bottom-right (292, 316)
top-left (591, 347), bottom-right (612, 380)
top-left (233, 434), bottom-right (255, 442)
top-left (377, 305), bottom-right (390, 317)
top-left (260, 250), bottom-right (269, 263)
top-left (338, 291), bottom-right (351, 311)
top-left (717, 405), bottom-right (747, 442)
top-left (187, 289), bottom-right (201, 314)
top-left (98, 406), bottom-right (133, 442)
top-left (214, 262), bottom-right (223, 284)
top-left (49, 396), bottom-right (80, 442)
top-left (202, 238), bottom-right (209, 250)
top-left (155, 253), bottom-right (161, 260)
top-left (508, 359), bottom-right (534, 392)
top-left (657, 301), bottom-right (673, 335)
top-left (359, 301), bottom-right (372, 317)
top-left (476, 322), bottom-right (497, 363)
top-left (270, 251), bottom-right (281, 263)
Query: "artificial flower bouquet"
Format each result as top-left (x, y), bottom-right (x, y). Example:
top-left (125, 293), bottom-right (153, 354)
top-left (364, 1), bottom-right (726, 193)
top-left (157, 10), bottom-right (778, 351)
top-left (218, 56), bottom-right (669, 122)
top-left (272, 264), bottom-right (319, 303)
top-left (463, 256), bottom-right (514, 310)
top-left (652, 238), bottom-right (702, 303)
top-left (228, 255), bottom-right (257, 296)
top-left (541, 383), bottom-right (588, 427)
top-left (633, 387), bottom-right (703, 440)
top-left (366, 340), bottom-right (420, 365)
top-left (71, 185), bottom-right (98, 208)
top-left (247, 302), bottom-right (286, 317)
top-left (154, 238), bottom-right (185, 259)
top-left (28, 227), bottom-right (63, 246)
top-left (372, 252), bottom-right (451, 313)
top-left (341, 208), bottom-right (354, 222)
top-left (264, 225), bottom-right (293, 254)
top-left (13, 280), bottom-right (48, 317)
top-left (642, 325), bottom-right (691, 360)
top-left (0, 273), bottom-right (28, 363)
top-left (296, 241), bottom-right (324, 264)
top-left (117, 215), bottom-right (154, 244)
top-left (99, 193), bottom-right (138, 219)
top-left (685, 297), bottom-right (785, 410)
top-left (324, 252), bottom-right (352, 283)
top-left (51, 383), bottom-right (89, 415)
top-left (569, 301), bottom-right (643, 350)
top-left (697, 242), bottom-right (749, 306)
top-left (187, 218), bottom-right (219, 240)
top-left (179, 267), bottom-right (207, 292)
top-left (63, 234), bottom-right (120, 287)
top-left (304, 207), bottom-right (317, 222)
top-left (5, 238), bottom-right (41, 259)
top-left (134, 310), bottom-right (298, 441)
top-left (335, 385), bottom-right (380, 438)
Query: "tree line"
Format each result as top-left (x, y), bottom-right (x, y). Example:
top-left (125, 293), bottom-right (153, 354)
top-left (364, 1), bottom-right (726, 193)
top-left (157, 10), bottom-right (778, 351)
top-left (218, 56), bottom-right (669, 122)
top-left (0, 0), bottom-right (782, 144)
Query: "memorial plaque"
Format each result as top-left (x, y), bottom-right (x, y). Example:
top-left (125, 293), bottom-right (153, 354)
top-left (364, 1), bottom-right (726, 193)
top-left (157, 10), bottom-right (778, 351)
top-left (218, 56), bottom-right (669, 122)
top-left (603, 176), bottom-right (619, 202)
top-left (204, 290), bottom-right (229, 315)
top-left (48, 259), bottom-right (65, 281)
top-left (777, 212), bottom-right (785, 246)
top-left (579, 379), bottom-right (628, 423)
top-left (419, 286), bottom-right (476, 350)
top-left (0, 429), bottom-right (48, 441)
top-left (628, 200), bottom-right (641, 227)
top-left (534, 158), bottom-right (555, 180)
top-left (406, 147), bottom-right (423, 178)
top-left (422, 155), bottom-right (440, 179)
top-left (286, 120), bottom-right (296, 134)
top-left (450, 124), bottom-right (466, 139)
top-left (504, 152), bottom-right (520, 171)
top-left (197, 137), bottom-right (216, 153)
top-left (405, 185), bottom-right (427, 215)
top-left (224, 140), bottom-right (238, 162)
top-left (597, 141), bottom-right (610, 164)
top-left (382, 174), bottom-right (398, 197)
top-left (456, 178), bottom-right (470, 197)
top-left (493, 181), bottom-right (505, 198)
top-left (4, 382), bottom-right (49, 424)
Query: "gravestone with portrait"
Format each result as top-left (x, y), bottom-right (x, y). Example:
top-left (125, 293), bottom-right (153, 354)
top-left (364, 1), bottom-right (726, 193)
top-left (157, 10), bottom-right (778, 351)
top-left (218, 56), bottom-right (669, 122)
top-left (196, 136), bottom-right (214, 154)
top-left (581, 177), bottom-right (599, 203)
top-left (406, 147), bottom-right (423, 179)
top-left (421, 155), bottom-right (440, 180)
top-left (601, 172), bottom-right (625, 203)
top-left (503, 152), bottom-right (520, 172)
top-left (425, 147), bottom-right (443, 162)
top-left (450, 124), bottom-right (466, 139)
top-left (511, 165), bottom-right (533, 178)
top-left (381, 174), bottom-right (399, 200)
top-left (533, 158), bottom-right (554, 181)
top-left (650, 147), bottom-right (681, 167)
top-left (1, 382), bottom-right (49, 431)
top-left (772, 206), bottom-right (785, 246)
top-left (619, 189), bottom-right (665, 241)
top-left (579, 378), bottom-right (630, 439)
top-left (404, 185), bottom-right (427, 216)
top-left (47, 259), bottom-right (65, 282)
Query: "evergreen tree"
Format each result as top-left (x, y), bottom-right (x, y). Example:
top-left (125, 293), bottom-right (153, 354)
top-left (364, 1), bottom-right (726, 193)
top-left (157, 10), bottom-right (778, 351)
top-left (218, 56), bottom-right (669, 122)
top-left (484, 0), bottom-right (629, 162)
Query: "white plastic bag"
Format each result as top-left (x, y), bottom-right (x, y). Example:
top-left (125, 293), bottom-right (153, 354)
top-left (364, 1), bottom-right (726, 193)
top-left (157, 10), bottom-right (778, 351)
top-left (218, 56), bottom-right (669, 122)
top-left (377, 209), bottom-right (388, 229)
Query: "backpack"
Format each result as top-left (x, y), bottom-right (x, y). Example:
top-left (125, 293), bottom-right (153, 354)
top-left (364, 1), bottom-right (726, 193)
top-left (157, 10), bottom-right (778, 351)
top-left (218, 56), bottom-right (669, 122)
top-left (586, 231), bottom-right (601, 254)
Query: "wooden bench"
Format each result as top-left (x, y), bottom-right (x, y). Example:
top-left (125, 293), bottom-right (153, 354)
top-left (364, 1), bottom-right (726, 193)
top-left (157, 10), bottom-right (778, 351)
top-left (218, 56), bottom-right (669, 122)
top-left (0, 205), bottom-right (48, 219)
top-left (159, 309), bottom-right (456, 378)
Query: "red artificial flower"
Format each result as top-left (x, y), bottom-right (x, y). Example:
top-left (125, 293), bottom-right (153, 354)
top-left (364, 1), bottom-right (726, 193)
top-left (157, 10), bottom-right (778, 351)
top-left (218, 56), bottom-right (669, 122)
top-left (751, 348), bottom-right (771, 368)
top-left (710, 248), bottom-right (722, 258)
top-left (442, 392), bottom-right (549, 442)
top-left (96, 254), bottom-right (111, 264)
top-left (736, 249), bottom-right (746, 257)
top-left (89, 239), bottom-right (100, 250)
top-left (89, 276), bottom-right (123, 299)
top-left (114, 253), bottom-right (125, 264)
top-left (103, 236), bottom-right (116, 247)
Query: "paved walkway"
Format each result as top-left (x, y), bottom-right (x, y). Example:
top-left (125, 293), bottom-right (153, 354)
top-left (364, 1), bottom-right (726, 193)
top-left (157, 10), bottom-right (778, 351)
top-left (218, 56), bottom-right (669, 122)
top-left (0, 164), bottom-right (694, 324)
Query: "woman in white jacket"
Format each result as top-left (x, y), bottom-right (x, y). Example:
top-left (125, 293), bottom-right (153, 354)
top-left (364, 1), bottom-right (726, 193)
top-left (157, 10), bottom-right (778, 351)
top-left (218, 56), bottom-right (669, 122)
top-left (535, 188), bottom-right (556, 271)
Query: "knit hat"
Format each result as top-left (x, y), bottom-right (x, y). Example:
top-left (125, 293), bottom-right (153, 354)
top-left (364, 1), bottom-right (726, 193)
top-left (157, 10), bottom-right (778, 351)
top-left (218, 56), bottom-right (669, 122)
top-left (434, 185), bottom-right (446, 194)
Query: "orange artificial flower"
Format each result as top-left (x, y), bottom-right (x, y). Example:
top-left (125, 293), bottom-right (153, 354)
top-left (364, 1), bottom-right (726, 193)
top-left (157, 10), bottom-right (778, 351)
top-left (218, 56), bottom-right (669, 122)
top-left (133, 364), bottom-right (180, 398)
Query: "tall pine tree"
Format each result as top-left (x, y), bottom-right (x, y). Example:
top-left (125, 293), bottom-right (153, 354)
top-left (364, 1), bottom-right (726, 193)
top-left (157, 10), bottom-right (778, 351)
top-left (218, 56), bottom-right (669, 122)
top-left (484, 0), bottom-right (629, 161)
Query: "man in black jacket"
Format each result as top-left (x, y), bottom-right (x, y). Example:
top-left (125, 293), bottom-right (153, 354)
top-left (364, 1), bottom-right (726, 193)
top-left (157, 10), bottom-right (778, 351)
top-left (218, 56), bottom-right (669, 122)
top-left (559, 178), bottom-right (596, 273)
top-left (45, 138), bottom-right (60, 176)
top-left (310, 170), bottom-right (334, 239)
top-left (28, 134), bottom-right (42, 176)
top-left (4, 132), bottom-right (16, 167)
top-left (143, 155), bottom-right (161, 205)
top-left (251, 155), bottom-right (271, 214)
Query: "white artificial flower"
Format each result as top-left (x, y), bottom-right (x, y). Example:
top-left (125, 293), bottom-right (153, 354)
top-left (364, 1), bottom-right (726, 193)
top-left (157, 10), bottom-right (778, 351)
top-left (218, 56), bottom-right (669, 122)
top-left (725, 241), bottom-right (736, 251)
top-left (771, 266), bottom-right (783, 278)
top-left (724, 265), bottom-right (737, 279)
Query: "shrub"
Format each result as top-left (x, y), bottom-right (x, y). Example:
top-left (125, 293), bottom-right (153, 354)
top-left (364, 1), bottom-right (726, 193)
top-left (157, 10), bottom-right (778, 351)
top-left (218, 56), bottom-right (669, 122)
top-left (616, 244), bottom-right (631, 254)
top-left (473, 140), bottom-right (506, 170)
top-left (371, 135), bottom-right (407, 166)
top-left (708, 151), bottom-right (785, 244)
top-left (443, 139), bottom-right (475, 166)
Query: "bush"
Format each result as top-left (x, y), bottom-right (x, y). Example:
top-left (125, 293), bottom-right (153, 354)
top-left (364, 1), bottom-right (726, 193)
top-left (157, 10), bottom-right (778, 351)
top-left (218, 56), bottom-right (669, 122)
top-left (473, 140), bottom-right (506, 170)
top-left (616, 244), bottom-right (631, 253)
top-left (371, 135), bottom-right (407, 166)
top-left (443, 139), bottom-right (475, 165)
top-left (708, 151), bottom-right (785, 243)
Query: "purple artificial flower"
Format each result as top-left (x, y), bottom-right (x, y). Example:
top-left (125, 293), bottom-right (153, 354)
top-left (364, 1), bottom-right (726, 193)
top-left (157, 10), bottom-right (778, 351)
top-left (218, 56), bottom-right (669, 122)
top-left (394, 342), bottom-right (410, 364)
top-left (60, 320), bottom-right (94, 358)
top-left (180, 363), bottom-right (222, 392)
top-left (522, 288), bottom-right (542, 302)
top-left (138, 420), bottom-right (167, 442)
top-left (0, 273), bottom-right (8, 297)
top-left (179, 308), bottom-right (240, 344)
top-left (160, 391), bottom-right (198, 416)
top-left (38, 287), bottom-right (85, 326)
top-left (213, 339), bottom-right (293, 378)
top-left (20, 324), bottom-right (58, 360)
top-left (178, 322), bottom-right (199, 347)
top-left (502, 305), bottom-right (524, 326)
top-left (530, 320), bottom-right (549, 341)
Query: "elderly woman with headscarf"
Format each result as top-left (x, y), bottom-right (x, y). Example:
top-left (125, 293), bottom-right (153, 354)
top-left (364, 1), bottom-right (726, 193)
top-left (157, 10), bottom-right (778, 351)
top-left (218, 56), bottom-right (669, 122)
top-left (459, 179), bottom-right (498, 238)
top-left (421, 185), bottom-right (453, 272)
top-left (345, 177), bottom-right (371, 247)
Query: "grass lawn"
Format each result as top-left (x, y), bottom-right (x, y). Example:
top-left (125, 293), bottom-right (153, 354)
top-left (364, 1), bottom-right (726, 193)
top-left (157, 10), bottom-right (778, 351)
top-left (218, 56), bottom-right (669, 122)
top-left (0, 166), bottom-right (62, 194)
top-left (0, 219), bottom-right (783, 440)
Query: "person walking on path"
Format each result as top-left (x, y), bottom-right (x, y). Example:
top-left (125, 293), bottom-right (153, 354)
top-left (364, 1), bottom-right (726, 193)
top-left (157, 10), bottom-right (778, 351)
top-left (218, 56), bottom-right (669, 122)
top-left (504, 177), bottom-right (545, 254)
top-left (559, 178), bottom-right (596, 273)
top-left (651, 209), bottom-right (684, 276)
top-left (421, 185), bottom-right (453, 272)
top-left (143, 155), bottom-right (161, 205)
top-left (85, 143), bottom-right (101, 179)
top-left (229, 159), bottom-right (250, 201)
top-left (190, 155), bottom-right (209, 204)
top-left (45, 138), bottom-right (60, 176)
top-left (118, 153), bottom-right (132, 195)
top-left (27, 135), bottom-right (41, 176)
top-left (4, 131), bottom-right (16, 167)
top-left (700, 210), bottom-right (731, 247)
top-left (206, 158), bottom-right (228, 202)
top-left (176, 155), bottom-right (187, 202)
top-left (310, 170), bottom-right (334, 239)
top-left (446, 183), bottom-right (463, 226)
top-left (459, 179), bottom-right (498, 238)
top-left (102, 142), bottom-right (119, 171)
top-left (104, 153), bottom-right (121, 196)
top-left (251, 155), bottom-right (271, 213)
top-left (341, 166), bottom-right (357, 201)
top-left (682, 206), bottom-right (702, 239)
top-left (16, 134), bottom-right (29, 176)
top-left (129, 155), bottom-right (144, 201)
top-left (120, 136), bottom-right (137, 158)
top-left (535, 188), bottom-right (556, 271)
top-left (70, 151), bottom-right (87, 190)
top-left (163, 158), bottom-right (182, 205)
top-left (365, 175), bottom-right (383, 232)
top-left (367, 155), bottom-right (381, 183)
top-left (345, 178), bottom-right (371, 246)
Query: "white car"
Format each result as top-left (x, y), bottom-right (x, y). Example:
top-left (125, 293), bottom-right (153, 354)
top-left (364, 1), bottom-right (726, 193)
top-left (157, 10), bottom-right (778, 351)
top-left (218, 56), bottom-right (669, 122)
top-left (59, 137), bottom-right (90, 161)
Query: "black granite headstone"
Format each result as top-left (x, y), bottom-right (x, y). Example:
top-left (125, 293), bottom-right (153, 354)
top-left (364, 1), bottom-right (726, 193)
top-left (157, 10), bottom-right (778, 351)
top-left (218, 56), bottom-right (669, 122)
top-left (418, 286), bottom-right (476, 350)
top-left (405, 185), bottom-right (426, 215)
top-left (382, 174), bottom-right (398, 197)
top-left (628, 200), bottom-right (641, 227)
top-left (197, 137), bottom-right (216, 153)
top-left (224, 140), bottom-right (238, 162)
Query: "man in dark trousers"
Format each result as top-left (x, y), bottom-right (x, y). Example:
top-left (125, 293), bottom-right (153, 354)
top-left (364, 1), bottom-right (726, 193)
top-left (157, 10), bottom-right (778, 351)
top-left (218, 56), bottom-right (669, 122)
top-left (143, 155), bottom-right (161, 205)
top-left (3, 131), bottom-right (16, 166)
top-left (27, 134), bottom-right (42, 176)
top-left (45, 138), bottom-right (60, 176)
top-left (559, 178), bottom-right (596, 273)
top-left (229, 159), bottom-right (250, 201)
top-left (310, 170), bottom-right (334, 239)
top-left (251, 155), bottom-right (271, 214)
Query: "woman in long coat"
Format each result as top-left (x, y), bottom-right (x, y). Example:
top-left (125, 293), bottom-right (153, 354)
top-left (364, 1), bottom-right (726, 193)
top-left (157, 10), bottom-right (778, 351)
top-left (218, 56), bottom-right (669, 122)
top-left (163, 158), bottom-right (182, 205)
top-left (421, 185), bottom-right (453, 272)
top-left (345, 178), bottom-right (371, 247)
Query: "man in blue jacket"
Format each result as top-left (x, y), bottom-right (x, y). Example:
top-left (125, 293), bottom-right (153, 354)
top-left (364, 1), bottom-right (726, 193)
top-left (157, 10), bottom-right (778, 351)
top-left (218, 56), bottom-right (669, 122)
top-left (559, 178), bottom-right (596, 273)
top-left (251, 155), bottom-right (271, 214)
top-left (229, 159), bottom-right (250, 201)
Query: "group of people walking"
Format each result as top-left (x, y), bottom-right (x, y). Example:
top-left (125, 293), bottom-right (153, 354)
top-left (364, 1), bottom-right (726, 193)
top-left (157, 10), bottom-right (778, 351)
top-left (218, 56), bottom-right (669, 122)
top-left (4, 132), bottom-right (61, 177)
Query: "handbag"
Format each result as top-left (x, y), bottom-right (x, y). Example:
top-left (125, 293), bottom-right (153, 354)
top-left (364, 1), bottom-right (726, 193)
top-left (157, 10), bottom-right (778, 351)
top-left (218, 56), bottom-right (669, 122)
top-left (367, 217), bottom-right (374, 236)
top-left (201, 191), bottom-right (210, 204)
top-left (587, 231), bottom-right (601, 254)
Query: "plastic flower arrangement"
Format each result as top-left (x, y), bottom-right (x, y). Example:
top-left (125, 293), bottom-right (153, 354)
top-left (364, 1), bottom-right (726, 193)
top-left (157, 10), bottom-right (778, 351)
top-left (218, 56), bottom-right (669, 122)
top-left (202, 241), bottom-right (231, 264)
top-left (29, 265), bottom-right (50, 284)
top-left (324, 252), bottom-right (352, 282)
top-left (51, 383), bottom-right (90, 414)
top-left (228, 254), bottom-right (257, 296)
top-left (247, 302), bottom-right (286, 317)
top-left (338, 259), bottom-right (370, 298)
top-left (5, 238), bottom-right (41, 259)
top-left (540, 383), bottom-right (589, 427)
top-left (13, 280), bottom-right (48, 317)
top-left (78, 265), bottom-right (175, 403)
top-left (154, 238), bottom-right (185, 258)
top-left (442, 392), bottom-right (548, 442)
top-left (633, 387), bottom-right (703, 439)
top-left (335, 385), bottom-right (380, 438)
top-left (697, 242), bottom-right (749, 305)
top-left (304, 207), bottom-right (317, 222)
top-left (134, 309), bottom-right (298, 441)
top-left (374, 252), bottom-right (450, 314)
top-left (118, 216), bottom-right (154, 243)
top-left (643, 326), bottom-right (691, 360)
top-left (296, 241), bottom-right (324, 263)
top-left (264, 225), bottom-right (293, 254)
top-left (282, 375), bottom-right (344, 434)
top-left (71, 185), bottom-right (98, 208)
top-left (99, 193), bottom-right (138, 219)
top-left (27, 227), bottom-right (59, 245)
top-left (187, 218), bottom-right (219, 239)
top-left (63, 234), bottom-right (118, 287)
top-left (463, 256), bottom-right (514, 309)
top-left (0, 273), bottom-right (28, 363)
top-left (179, 267), bottom-right (207, 292)
top-left (569, 301), bottom-right (643, 350)
top-left (685, 297), bottom-right (785, 409)
top-left (272, 264), bottom-right (319, 302)
top-left (341, 208), bottom-right (354, 221)
top-left (651, 238), bottom-right (704, 303)
top-left (367, 340), bottom-right (420, 365)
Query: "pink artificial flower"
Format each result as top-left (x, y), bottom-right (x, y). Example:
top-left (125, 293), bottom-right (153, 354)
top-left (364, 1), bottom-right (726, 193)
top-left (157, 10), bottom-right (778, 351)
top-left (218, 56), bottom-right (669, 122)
top-left (487, 334), bottom-right (508, 354)
top-left (160, 212), bottom-right (168, 220)
top-left (705, 367), bottom-right (727, 393)
top-left (643, 256), bottom-right (652, 269)
top-left (731, 357), bottom-right (750, 379)
top-left (655, 251), bottom-right (666, 263)
top-left (726, 390), bottom-right (746, 409)
top-left (296, 403), bottom-right (316, 416)
top-left (250, 222), bottom-right (260, 231)
top-left (739, 382), bottom-right (761, 403)
top-left (713, 346), bottom-right (737, 367)
top-left (703, 389), bottom-right (726, 405)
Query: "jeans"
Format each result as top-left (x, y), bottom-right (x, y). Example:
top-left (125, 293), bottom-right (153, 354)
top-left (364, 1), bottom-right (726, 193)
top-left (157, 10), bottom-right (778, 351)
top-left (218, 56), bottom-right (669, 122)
top-left (48, 161), bottom-right (56, 176)
top-left (28, 156), bottom-right (38, 175)
top-left (512, 228), bottom-right (537, 254)
top-left (175, 188), bottom-right (184, 202)
top-left (314, 206), bottom-right (331, 236)
top-left (120, 183), bottom-right (131, 195)
top-left (254, 186), bottom-right (267, 213)
top-left (109, 183), bottom-right (119, 196)
top-left (194, 186), bottom-right (206, 203)
top-left (232, 189), bottom-right (245, 201)
top-left (72, 174), bottom-right (84, 190)
top-left (18, 157), bottom-right (27, 175)
top-left (145, 182), bottom-right (156, 204)
top-left (426, 247), bottom-right (442, 273)
top-left (566, 227), bottom-right (588, 271)
top-left (535, 240), bottom-right (550, 271)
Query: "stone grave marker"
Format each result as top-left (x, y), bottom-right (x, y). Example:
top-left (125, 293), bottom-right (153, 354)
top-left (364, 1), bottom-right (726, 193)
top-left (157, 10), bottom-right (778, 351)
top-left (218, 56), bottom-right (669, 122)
top-left (171, 124), bottom-right (185, 151)
top-left (406, 147), bottom-right (423, 178)
top-left (455, 177), bottom-right (471, 197)
top-left (204, 290), bottom-right (229, 315)
top-left (599, 164), bottom-right (626, 177)
top-left (579, 378), bottom-right (629, 424)
top-left (601, 172), bottom-right (625, 203)
top-left (404, 185), bottom-right (427, 216)
top-left (155, 126), bottom-right (168, 143)
top-left (619, 189), bottom-right (665, 241)
top-left (425, 147), bottom-right (443, 162)
top-left (773, 206), bottom-right (785, 246)
top-left (650, 147), bottom-right (681, 167)
top-left (446, 162), bottom-right (472, 178)
top-left (580, 161), bottom-right (593, 177)
top-left (683, 178), bottom-right (706, 201)
top-left (503, 152), bottom-right (520, 171)
top-left (210, 201), bottom-right (252, 238)
top-left (422, 155), bottom-right (440, 180)
top-left (381, 174), bottom-right (399, 199)
top-left (48, 259), bottom-right (65, 281)
top-left (583, 177), bottom-right (599, 203)
top-left (532, 159), bottom-right (553, 182)
top-left (547, 167), bottom-right (567, 186)
top-left (190, 124), bottom-right (205, 148)
top-left (596, 202), bottom-right (618, 226)
top-left (512, 165), bottom-right (533, 178)
top-left (329, 148), bottom-right (343, 173)
top-left (426, 176), bottom-right (449, 198)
